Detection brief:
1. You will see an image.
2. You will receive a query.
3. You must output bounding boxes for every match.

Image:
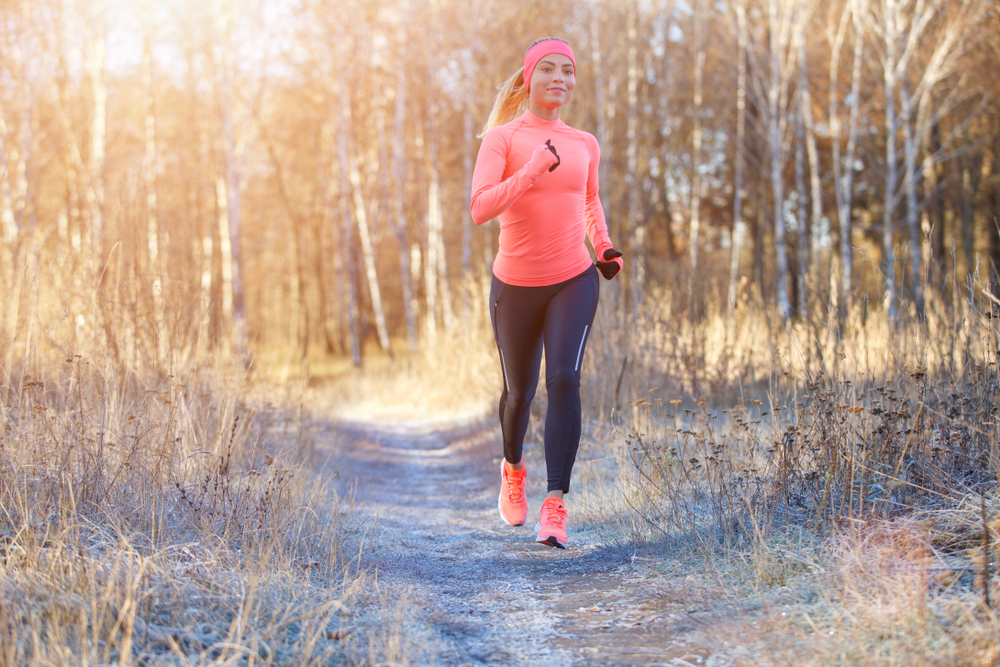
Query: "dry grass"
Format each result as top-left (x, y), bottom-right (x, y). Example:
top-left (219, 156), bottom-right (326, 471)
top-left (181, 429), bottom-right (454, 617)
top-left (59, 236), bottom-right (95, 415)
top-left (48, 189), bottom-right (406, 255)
top-left (578, 276), bottom-right (1000, 665)
top-left (0, 354), bottom-right (418, 665)
top-left (5, 234), bottom-right (1000, 665)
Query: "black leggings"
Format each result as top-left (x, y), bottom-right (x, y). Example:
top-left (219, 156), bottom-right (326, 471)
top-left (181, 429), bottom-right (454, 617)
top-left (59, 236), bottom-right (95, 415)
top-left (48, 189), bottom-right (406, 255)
top-left (490, 265), bottom-right (600, 493)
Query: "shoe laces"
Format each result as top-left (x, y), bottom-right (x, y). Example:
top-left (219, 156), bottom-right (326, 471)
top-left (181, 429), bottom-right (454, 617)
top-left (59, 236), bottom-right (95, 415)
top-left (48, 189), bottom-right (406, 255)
top-left (505, 469), bottom-right (524, 503)
top-left (541, 500), bottom-right (566, 528)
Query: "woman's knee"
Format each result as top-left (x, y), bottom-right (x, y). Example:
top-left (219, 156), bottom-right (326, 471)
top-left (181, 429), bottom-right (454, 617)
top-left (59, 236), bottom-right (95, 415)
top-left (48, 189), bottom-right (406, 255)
top-left (546, 369), bottom-right (579, 397)
top-left (504, 388), bottom-right (536, 415)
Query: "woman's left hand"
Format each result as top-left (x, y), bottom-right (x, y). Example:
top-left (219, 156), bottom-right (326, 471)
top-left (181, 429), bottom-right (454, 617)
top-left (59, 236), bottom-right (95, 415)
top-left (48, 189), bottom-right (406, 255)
top-left (596, 248), bottom-right (623, 280)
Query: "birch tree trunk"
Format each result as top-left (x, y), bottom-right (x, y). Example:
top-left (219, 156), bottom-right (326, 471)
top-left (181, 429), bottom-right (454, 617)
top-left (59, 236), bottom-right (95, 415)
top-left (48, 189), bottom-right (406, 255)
top-left (881, 0), bottom-right (899, 319)
top-left (215, 0), bottom-right (246, 356)
top-left (197, 112), bottom-right (214, 358)
top-left (830, 0), bottom-right (866, 316)
top-left (901, 85), bottom-right (924, 317)
top-left (767, 0), bottom-right (795, 319)
top-left (728, 0), bottom-right (748, 316)
top-left (589, 0), bottom-right (610, 223)
top-left (461, 92), bottom-right (474, 306)
top-left (85, 1), bottom-right (107, 261)
top-left (346, 137), bottom-right (391, 354)
top-left (795, 80), bottom-right (809, 319)
top-left (424, 120), bottom-right (441, 340)
top-left (316, 125), bottom-right (339, 354)
top-left (7, 3), bottom-right (30, 241)
top-left (0, 109), bottom-right (16, 247)
top-left (687, 0), bottom-right (706, 312)
top-left (389, 48), bottom-right (418, 350)
top-left (625, 0), bottom-right (643, 309)
top-left (215, 173), bottom-right (235, 357)
top-left (799, 7), bottom-right (824, 310)
top-left (334, 123), bottom-right (362, 368)
top-left (142, 28), bottom-right (167, 364)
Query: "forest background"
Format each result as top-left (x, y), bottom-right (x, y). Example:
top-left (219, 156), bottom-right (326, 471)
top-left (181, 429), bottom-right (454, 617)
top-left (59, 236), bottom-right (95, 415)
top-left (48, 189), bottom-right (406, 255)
top-left (2, 0), bottom-right (1000, 664)
top-left (3, 0), bottom-right (998, 370)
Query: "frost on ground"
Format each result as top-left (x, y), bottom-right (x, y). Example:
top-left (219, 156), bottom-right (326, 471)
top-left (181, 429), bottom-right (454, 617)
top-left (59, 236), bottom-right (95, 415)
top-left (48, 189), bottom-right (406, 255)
top-left (316, 408), bottom-right (746, 667)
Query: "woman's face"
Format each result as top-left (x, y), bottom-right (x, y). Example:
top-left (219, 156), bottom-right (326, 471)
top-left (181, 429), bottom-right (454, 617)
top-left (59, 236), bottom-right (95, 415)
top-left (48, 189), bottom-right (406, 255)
top-left (528, 53), bottom-right (575, 111)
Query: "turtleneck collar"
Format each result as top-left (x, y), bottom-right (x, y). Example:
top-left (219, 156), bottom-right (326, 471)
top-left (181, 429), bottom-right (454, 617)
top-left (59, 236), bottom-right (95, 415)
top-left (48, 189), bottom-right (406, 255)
top-left (523, 107), bottom-right (564, 127)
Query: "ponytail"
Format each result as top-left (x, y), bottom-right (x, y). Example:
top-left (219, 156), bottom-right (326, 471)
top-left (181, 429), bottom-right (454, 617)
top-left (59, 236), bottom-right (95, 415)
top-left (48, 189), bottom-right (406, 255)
top-left (478, 66), bottom-right (528, 138)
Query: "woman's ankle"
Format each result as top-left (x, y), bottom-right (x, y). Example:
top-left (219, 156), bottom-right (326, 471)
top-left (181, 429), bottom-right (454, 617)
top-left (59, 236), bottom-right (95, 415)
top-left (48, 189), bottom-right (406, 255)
top-left (505, 459), bottom-right (524, 472)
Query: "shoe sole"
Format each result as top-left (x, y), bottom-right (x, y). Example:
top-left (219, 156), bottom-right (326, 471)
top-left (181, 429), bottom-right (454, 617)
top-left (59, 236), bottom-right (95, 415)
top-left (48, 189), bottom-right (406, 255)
top-left (498, 494), bottom-right (525, 526)
top-left (534, 523), bottom-right (567, 549)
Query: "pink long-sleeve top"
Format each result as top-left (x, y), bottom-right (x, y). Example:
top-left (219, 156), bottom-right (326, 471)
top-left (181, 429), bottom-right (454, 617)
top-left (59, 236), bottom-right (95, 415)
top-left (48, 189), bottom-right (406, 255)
top-left (471, 109), bottom-right (620, 287)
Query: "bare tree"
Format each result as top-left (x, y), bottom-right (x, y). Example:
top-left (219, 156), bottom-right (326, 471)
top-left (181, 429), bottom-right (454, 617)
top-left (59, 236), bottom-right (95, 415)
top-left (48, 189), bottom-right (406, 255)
top-left (213, 0), bottom-right (247, 356)
top-left (828, 0), bottom-right (866, 318)
top-left (900, 0), bottom-right (978, 317)
top-left (142, 20), bottom-right (167, 364)
top-left (798, 0), bottom-right (825, 310)
top-left (84, 0), bottom-right (107, 260)
top-left (388, 1), bottom-right (419, 351)
top-left (625, 0), bottom-right (644, 309)
top-left (728, 0), bottom-right (749, 316)
top-left (762, 0), bottom-right (798, 319)
top-left (687, 0), bottom-right (706, 310)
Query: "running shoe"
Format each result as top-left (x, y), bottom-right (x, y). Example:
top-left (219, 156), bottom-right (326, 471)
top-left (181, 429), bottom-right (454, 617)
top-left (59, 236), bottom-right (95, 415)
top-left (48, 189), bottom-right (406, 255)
top-left (535, 497), bottom-right (568, 549)
top-left (498, 460), bottom-right (527, 526)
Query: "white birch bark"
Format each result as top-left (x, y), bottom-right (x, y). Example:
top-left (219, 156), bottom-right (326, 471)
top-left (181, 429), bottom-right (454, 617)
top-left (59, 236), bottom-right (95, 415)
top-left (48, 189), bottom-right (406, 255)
top-left (461, 93), bottom-right (474, 291)
top-left (901, 85), bottom-right (923, 316)
top-left (346, 145), bottom-right (391, 354)
top-left (424, 128), bottom-right (440, 340)
top-left (215, 173), bottom-right (234, 356)
top-left (8, 6), bottom-right (29, 239)
top-left (387, 2), bottom-right (418, 351)
top-left (798, 6), bottom-right (824, 300)
top-left (197, 119), bottom-right (214, 358)
top-left (425, 112), bottom-right (454, 335)
top-left (217, 0), bottom-right (247, 355)
top-left (625, 1), bottom-right (643, 308)
top-left (829, 0), bottom-right (866, 312)
top-left (795, 75), bottom-right (809, 318)
top-left (0, 109), bottom-right (16, 246)
top-left (687, 0), bottom-right (706, 308)
top-left (767, 0), bottom-right (797, 319)
top-left (589, 0), bottom-right (610, 222)
top-left (900, 2), bottom-right (974, 317)
top-left (334, 122), bottom-right (362, 368)
top-left (728, 1), bottom-right (749, 316)
top-left (880, 0), bottom-right (900, 319)
top-left (874, 0), bottom-right (937, 319)
top-left (85, 1), bottom-right (107, 258)
top-left (143, 29), bottom-right (167, 363)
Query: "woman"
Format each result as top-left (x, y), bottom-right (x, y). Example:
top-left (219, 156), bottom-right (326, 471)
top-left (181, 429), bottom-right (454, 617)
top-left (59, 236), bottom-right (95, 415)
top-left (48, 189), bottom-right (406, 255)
top-left (470, 37), bottom-right (623, 549)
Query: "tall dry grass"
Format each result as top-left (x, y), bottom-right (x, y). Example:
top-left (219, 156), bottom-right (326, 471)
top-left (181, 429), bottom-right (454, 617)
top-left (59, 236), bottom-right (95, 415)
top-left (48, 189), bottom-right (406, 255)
top-left (0, 248), bottom-right (416, 665)
top-left (580, 271), bottom-right (1000, 665)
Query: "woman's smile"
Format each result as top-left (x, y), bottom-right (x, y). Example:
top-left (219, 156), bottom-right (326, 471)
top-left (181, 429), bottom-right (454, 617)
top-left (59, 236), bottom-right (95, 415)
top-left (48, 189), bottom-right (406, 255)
top-left (528, 52), bottom-right (576, 118)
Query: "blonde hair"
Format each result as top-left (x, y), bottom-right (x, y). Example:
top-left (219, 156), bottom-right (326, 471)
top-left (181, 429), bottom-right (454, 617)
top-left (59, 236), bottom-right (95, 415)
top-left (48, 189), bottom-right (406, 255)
top-left (478, 67), bottom-right (528, 138)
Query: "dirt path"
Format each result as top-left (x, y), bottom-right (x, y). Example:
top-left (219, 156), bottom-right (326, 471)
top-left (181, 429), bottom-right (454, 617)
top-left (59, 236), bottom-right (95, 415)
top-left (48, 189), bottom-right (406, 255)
top-left (322, 414), bottom-right (743, 667)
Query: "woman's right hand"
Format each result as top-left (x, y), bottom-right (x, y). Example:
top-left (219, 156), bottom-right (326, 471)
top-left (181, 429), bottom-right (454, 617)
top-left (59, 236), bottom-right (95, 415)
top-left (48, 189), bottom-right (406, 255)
top-left (529, 141), bottom-right (560, 175)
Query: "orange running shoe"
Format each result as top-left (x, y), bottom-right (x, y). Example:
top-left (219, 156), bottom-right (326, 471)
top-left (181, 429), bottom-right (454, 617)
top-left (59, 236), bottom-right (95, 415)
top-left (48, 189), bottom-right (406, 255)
top-left (498, 460), bottom-right (527, 526)
top-left (535, 497), bottom-right (568, 549)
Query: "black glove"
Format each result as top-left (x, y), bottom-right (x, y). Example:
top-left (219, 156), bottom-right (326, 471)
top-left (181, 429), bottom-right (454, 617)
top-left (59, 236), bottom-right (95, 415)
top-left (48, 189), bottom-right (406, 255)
top-left (596, 248), bottom-right (622, 280)
top-left (545, 139), bottom-right (560, 172)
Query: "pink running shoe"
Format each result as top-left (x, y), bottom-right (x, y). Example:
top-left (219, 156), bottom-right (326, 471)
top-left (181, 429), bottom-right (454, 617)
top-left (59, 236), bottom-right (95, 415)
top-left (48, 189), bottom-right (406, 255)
top-left (498, 461), bottom-right (527, 526)
top-left (535, 497), bottom-right (568, 549)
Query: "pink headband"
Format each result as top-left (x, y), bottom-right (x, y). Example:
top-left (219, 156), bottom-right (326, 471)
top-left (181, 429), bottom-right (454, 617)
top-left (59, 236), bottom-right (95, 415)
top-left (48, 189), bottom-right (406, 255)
top-left (523, 40), bottom-right (576, 92)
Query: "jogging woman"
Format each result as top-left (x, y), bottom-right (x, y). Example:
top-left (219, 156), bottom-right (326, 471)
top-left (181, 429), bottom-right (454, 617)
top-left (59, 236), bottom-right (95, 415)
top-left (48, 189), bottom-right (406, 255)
top-left (470, 37), bottom-right (623, 549)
